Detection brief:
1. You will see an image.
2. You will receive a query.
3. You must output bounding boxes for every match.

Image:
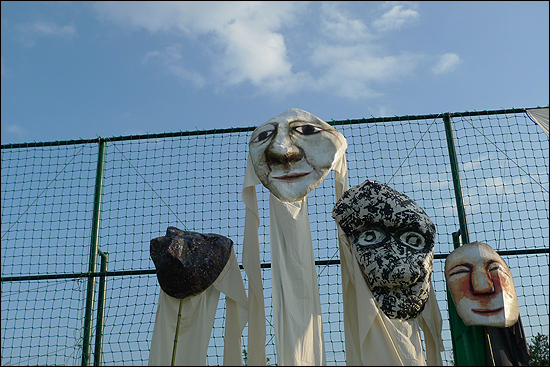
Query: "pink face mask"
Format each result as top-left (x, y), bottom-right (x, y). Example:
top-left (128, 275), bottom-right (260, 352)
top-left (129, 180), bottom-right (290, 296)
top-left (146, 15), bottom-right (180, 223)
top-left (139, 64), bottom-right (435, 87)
top-left (445, 242), bottom-right (519, 327)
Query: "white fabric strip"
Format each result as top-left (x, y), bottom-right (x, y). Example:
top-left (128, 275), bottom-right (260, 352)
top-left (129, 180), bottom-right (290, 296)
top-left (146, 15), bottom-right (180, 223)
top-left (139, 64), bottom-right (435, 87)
top-left (242, 152), bottom-right (349, 365)
top-left (526, 107), bottom-right (549, 136)
top-left (337, 217), bottom-right (444, 365)
top-left (269, 194), bottom-right (325, 365)
top-left (148, 248), bottom-right (247, 366)
top-left (332, 154), bottom-right (443, 365)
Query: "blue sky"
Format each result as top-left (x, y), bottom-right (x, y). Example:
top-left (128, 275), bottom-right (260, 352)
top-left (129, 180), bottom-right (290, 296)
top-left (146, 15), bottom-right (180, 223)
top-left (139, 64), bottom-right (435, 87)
top-left (1, 1), bottom-right (548, 145)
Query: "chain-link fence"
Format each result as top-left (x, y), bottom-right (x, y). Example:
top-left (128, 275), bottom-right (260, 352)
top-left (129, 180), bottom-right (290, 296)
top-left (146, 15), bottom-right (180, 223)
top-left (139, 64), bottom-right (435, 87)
top-left (2, 107), bottom-right (548, 365)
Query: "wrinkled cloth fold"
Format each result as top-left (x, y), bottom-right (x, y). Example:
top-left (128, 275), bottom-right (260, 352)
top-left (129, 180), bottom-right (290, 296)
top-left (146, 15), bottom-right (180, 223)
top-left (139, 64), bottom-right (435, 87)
top-left (337, 218), bottom-right (444, 366)
top-left (269, 195), bottom-right (325, 365)
top-left (148, 248), bottom-right (247, 366)
top-left (332, 156), bottom-right (443, 365)
top-left (242, 152), bottom-right (348, 365)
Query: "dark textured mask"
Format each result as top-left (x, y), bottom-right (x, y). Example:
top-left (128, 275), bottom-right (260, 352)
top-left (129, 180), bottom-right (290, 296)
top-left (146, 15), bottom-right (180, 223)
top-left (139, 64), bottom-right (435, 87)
top-left (150, 227), bottom-right (233, 299)
top-left (332, 180), bottom-right (436, 319)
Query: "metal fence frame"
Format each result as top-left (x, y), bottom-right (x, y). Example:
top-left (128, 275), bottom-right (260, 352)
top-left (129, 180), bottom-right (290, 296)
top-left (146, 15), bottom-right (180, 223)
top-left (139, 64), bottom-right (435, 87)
top-left (2, 107), bottom-right (548, 366)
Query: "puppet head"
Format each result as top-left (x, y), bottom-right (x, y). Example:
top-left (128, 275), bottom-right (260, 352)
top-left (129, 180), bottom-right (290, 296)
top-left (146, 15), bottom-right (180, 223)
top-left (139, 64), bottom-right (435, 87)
top-left (150, 227), bottom-right (233, 299)
top-left (445, 242), bottom-right (519, 327)
top-left (332, 180), bottom-right (436, 319)
top-left (249, 108), bottom-right (347, 202)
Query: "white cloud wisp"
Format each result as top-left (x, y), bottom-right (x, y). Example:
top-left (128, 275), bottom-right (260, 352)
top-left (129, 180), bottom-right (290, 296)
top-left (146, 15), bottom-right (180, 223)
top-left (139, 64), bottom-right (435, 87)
top-left (432, 53), bottom-right (462, 75)
top-left (93, 2), bottom-right (437, 99)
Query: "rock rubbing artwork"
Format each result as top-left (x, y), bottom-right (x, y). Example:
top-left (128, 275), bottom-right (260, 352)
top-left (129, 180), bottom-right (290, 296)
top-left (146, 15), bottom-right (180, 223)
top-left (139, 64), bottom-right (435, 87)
top-left (149, 227), bottom-right (247, 366)
top-left (445, 241), bottom-right (519, 328)
top-left (332, 179), bottom-right (436, 320)
top-left (150, 226), bottom-right (233, 299)
top-left (248, 108), bottom-right (347, 202)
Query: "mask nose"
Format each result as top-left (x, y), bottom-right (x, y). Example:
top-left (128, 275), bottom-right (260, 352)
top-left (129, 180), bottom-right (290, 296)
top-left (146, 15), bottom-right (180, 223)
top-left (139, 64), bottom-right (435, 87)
top-left (471, 267), bottom-right (495, 295)
top-left (265, 132), bottom-right (303, 165)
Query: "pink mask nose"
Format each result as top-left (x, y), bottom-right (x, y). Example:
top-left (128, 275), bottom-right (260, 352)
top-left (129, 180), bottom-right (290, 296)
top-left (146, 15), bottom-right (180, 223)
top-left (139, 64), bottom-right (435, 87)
top-left (471, 267), bottom-right (495, 294)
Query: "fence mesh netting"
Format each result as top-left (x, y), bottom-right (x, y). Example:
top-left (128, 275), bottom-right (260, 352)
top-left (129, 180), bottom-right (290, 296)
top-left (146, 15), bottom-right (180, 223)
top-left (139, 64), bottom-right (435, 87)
top-left (1, 108), bottom-right (548, 365)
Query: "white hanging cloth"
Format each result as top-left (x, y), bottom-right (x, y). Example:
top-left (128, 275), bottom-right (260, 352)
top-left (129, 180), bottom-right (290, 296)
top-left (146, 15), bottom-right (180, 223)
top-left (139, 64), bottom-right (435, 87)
top-left (334, 188), bottom-right (444, 364)
top-left (330, 155), bottom-right (444, 365)
top-left (526, 107), bottom-right (549, 136)
top-left (242, 151), bottom-right (348, 365)
top-left (148, 248), bottom-right (248, 366)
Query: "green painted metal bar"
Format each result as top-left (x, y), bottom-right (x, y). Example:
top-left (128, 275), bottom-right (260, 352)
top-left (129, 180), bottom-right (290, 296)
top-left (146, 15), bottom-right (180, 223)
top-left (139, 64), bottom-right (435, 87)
top-left (443, 115), bottom-right (487, 365)
top-left (2, 248), bottom-right (547, 282)
top-left (94, 250), bottom-right (108, 366)
top-left (444, 114), bottom-right (470, 244)
top-left (447, 232), bottom-right (487, 365)
top-left (4, 107), bottom-right (545, 150)
top-left (82, 138), bottom-right (106, 366)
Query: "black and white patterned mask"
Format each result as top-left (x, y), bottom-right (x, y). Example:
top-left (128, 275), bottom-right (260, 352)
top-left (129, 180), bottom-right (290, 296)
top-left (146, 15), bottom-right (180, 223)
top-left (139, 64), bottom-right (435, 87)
top-left (332, 180), bottom-right (436, 320)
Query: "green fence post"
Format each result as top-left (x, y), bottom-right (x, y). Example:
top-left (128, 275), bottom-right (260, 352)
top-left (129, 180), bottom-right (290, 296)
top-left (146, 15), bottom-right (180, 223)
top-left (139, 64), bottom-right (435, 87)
top-left (443, 114), bottom-right (487, 366)
top-left (82, 138), bottom-right (106, 366)
top-left (94, 250), bottom-right (108, 366)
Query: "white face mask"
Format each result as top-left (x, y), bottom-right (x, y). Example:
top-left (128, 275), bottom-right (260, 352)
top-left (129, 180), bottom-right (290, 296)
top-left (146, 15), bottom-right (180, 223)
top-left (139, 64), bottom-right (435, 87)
top-left (333, 180), bottom-right (436, 320)
top-left (249, 108), bottom-right (347, 202)
top-left (445, 242), bottom-right (519, 327)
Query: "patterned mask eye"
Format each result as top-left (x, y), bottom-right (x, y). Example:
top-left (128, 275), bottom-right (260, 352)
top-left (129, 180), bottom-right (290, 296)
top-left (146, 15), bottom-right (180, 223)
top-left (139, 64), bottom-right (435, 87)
top-left (399, 231), bottom-right (425, 250)
top-left (357, 228), bottom-right (386, 246)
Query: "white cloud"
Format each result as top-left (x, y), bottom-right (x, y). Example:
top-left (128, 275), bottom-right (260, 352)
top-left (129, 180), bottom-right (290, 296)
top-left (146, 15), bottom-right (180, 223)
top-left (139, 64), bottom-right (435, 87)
top-left (6, 124), bottom-right (27, 139)
top-left (142, 44), bottom-right (206, 88)
top-left (93, 2), bottom-right (427, 99)
top-left (304, 2), bottom-right (424, 99)
top-left (15, 21), bottom-right (76, 46)
top-left (311, 44), bottom-right (422, 99)
top-left (432, 53), bottom-right (462, 74)
top-left (319, 2), bottom-right (371, 43)
top-left (94, 1), bottom-right (305, 94)
top-left (461, 153), bottom-right (488, 172)
top-left (30, 21), bottom-right (76, 37)
top-left (372, 4), bottom-right (419, 32)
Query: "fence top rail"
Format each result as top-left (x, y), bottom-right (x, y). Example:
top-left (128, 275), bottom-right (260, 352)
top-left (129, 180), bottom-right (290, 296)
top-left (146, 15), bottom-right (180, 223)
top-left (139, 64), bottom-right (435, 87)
top-left (1, 106), bottom-right (546, 150)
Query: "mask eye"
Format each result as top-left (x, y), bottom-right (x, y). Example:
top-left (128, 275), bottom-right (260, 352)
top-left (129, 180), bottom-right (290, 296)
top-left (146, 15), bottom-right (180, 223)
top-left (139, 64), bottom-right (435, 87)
top-left (399, 231), bottom-right (426, 250)
top-left (293, 124), bottom-right (322, 135)
top-left (251, 129), bottom-right (275, 143)
top-left (487, 261), bottom-right (503, 273)
top-left (448, 264), bottom-right (471, 278)
top-left (357, 228), bottom-right (386, 246)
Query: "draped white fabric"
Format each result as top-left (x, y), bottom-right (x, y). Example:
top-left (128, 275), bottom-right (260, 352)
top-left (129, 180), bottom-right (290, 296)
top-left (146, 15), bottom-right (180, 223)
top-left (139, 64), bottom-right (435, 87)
top-left (242, 151), bottom-right (348, 365)
top-left (332, 157), bottom-right (444, 365)
top-left (243, 149), bottom-right (443, 365)
top-left (337, 231), bottom-right (444, 365)
top-left (148, 248), bottom-right (248, 366)
top-left (526, 107), bottom-right (549, 136)
top-left (269, 195), bottom-right (326, 365)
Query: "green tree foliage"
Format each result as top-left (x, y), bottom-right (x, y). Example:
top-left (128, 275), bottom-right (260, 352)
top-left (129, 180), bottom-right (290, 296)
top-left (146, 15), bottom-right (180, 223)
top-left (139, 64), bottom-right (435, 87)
top-left (528, 332), bottom-right (549, 366)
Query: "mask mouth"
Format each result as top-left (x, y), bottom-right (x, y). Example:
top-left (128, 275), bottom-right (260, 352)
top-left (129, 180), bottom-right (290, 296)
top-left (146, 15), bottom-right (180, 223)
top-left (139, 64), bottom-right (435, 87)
top-left (272, 171), bottom-right (312, 182)
top-left (471, 307), bottom-right (504, 316)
